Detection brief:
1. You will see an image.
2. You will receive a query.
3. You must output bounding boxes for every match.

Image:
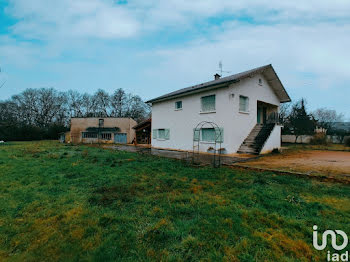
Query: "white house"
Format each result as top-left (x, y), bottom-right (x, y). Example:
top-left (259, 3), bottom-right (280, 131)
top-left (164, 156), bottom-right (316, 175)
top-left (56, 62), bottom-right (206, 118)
top-left (147, 65), bottom-right (291, 154)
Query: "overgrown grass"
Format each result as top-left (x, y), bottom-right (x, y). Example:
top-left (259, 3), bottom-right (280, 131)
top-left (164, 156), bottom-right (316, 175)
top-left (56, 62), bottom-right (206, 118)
top-left (1, 141), bottom-right (350, 261)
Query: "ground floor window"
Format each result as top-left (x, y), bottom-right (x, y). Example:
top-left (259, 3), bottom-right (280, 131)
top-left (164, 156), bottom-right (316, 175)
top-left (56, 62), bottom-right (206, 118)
top-left (201, 128), bottom-right (216, 142)
top-left (194, 127), bottom-right (224, 143)
top-left (82, 132), bottom-right (98, 138)
top-left (100, 133), bottom-right (112, 140)
top-left (153, 129), bottom-right (170, 140)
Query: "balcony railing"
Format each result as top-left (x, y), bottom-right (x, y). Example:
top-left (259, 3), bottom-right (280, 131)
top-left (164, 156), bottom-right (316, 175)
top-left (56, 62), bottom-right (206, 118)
top-left (266, 112), bottom-right (282, 125)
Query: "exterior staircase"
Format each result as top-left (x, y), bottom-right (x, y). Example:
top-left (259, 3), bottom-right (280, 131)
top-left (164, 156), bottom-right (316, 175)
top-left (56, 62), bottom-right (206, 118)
top-left (238, 123), bottom-right (275, 154)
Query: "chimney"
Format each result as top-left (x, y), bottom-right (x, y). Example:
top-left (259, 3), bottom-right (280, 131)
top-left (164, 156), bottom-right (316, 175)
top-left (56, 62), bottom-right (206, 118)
top-left (214, 73), bottom-right (221, 80)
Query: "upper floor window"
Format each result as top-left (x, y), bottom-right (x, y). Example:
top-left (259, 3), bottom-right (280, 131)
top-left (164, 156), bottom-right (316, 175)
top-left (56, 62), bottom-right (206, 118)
top-left (175, 101), bottom-right (182, 110)
top-left (99, 119), bottom-right (104, 127)
top-left (201, 95), bottom-right (216, 112)
top-left (239, 96), bottom-right (249, 113)
top-left (259, 78), bottom-right (262, 86)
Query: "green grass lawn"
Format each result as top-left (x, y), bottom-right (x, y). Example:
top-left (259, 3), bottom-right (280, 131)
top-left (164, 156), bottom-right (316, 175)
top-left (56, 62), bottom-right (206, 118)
top-left (1, 141), bottom-right (350, 261)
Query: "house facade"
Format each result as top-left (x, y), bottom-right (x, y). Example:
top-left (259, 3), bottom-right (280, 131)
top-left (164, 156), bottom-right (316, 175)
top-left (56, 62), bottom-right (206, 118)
top-left (147, 65), bottom-right (291, 154)
top-left (70, 117), bottom-right (137, 144)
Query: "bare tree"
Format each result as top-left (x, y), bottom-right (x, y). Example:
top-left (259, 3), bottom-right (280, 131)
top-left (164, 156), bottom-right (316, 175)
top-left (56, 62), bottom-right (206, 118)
top-left (279, 102), bottom-right (291, 125)
top-left (66, 90), bottom-right (84, 117)
top-left (92, 89), bottom-right (111, 117)
top-left (110, 88), bottom-right (127, 117)
top-left (81, 93), bottom-right (94, 117)
top-left (312, 108), bottom-right (344, 131)
top-left (126, 95), bottom-right (150, 122)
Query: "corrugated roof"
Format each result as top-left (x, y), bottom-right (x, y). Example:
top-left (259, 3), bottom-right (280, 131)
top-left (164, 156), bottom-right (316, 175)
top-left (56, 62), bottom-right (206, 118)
top-left (146, 64), bottom-right (291, 104)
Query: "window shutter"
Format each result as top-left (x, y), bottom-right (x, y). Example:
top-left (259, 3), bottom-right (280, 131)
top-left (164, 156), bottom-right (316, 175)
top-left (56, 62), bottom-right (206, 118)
top-left (165, 129), bottom-right (170, 140)
top-left (215, 128), bottom-right (224, 143)
top-left (193, 128), bottom-right (200, 141)
top-left (153, 129), bottom-right (157, 139)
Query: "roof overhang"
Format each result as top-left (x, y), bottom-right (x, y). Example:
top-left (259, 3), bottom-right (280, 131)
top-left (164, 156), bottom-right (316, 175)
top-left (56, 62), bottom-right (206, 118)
top-left (261, 66), bottom-right (291, 103)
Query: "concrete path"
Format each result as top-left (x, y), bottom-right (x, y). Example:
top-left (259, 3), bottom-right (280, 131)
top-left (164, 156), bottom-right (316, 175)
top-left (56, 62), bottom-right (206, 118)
top-left (106, 144), bottom-right (258, 166)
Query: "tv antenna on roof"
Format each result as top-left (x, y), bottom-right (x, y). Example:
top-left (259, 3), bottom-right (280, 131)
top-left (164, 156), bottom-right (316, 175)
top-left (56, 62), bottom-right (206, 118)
top-left (217, 61), bottom-right (231, 75)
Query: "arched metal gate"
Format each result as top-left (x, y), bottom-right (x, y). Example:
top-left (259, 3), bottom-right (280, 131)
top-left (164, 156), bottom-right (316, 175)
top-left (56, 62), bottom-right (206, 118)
top-left (192, 121), bottom-right (222, 168)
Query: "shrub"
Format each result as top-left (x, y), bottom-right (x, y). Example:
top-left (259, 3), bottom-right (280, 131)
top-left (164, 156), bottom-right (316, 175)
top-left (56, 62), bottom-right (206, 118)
top-left (345, 137), bottom-right (350, 147)
top-left (310, 133), bottom-right (328, 145)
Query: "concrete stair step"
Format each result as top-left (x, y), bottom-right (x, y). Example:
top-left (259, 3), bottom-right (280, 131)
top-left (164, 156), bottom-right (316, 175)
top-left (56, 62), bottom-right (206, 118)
top-left (238, 123), bottom-right (276, 155)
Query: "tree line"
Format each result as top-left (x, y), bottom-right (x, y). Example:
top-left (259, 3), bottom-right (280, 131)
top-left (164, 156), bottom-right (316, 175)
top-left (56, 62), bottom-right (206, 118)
top-left (0, 88), bottom-right (150, 141)
top-left (281, 98), bottom-right (348, 144)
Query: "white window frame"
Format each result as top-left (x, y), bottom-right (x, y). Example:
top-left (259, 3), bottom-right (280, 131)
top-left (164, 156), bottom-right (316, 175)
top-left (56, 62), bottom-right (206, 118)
top-left (154, 128), bottom-right (170, 141)
top-left (158, 129), bottom-right (166, 140)
top-left (175, 101), bottom-right (182, 110)
top-left (200, 128), bottom-right (216, 143)
top-left (196, 127), bottom-right (224, 144)
top-left (239, 95), bottom-right (249, 113)
top-left (200, 94), bottom-right (216, 113)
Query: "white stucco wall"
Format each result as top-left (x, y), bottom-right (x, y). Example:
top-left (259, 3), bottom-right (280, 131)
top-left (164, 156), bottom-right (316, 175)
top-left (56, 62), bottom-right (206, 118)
top-left (151, 74), bottom-right (281, 154)
top-left (260, 125), bottom-right (282, 154)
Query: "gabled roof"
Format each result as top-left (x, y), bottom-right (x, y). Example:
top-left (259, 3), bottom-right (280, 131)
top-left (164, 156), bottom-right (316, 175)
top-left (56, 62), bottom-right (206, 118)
top-left (146, 64), bottom-right (291, 104)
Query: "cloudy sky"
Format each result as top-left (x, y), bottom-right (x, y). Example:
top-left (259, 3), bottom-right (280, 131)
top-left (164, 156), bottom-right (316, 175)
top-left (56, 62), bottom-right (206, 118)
top-left (0, 0), bottom-right (349, 118)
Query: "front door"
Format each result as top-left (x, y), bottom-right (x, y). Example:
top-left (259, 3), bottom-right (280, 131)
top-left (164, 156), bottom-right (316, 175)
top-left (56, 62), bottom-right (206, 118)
top-left (114, 133), bottom-right (127, 144)
top-left (257, 107), bottom-right (262, 124)
top-left (263, 107), bottom-right (267, 124)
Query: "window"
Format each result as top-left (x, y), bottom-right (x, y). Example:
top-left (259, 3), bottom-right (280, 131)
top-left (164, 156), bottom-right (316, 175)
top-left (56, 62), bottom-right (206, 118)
top-left (100, 133), bottom-right (112, 140)
top-left (99, 119), bottom-right (104, 127)
top-left (175, 101), bottom-right (182, 110)
top-left (239, 96), bottom-right (249, 112)
top-left (201, 95), bottom-right (216, 112)
top-left (259, 78), bottom-right (262, 86)
top-left (83, 132), bottom-right (97, 138)
top-left (158, 129), bottom-right (166, 139)
top-left (201, 128), bottom-right (216, 142)
top-left (153, 129), bottom-right (170, 140)
top-left (194, 128), bottom-right (224, 143)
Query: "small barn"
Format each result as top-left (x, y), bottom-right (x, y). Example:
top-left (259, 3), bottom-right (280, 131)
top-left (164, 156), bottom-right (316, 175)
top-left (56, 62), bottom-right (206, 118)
top-left (59, 131), bottom-right (71, 143)
top-left (133, 118), bottom-right (151, 145)
top-left (69, 117), bottom-right (137, 144)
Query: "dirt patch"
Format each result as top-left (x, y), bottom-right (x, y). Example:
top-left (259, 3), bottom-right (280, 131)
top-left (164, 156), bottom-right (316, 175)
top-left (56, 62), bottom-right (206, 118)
top-left (236, 150), bottom-right (350, 178)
